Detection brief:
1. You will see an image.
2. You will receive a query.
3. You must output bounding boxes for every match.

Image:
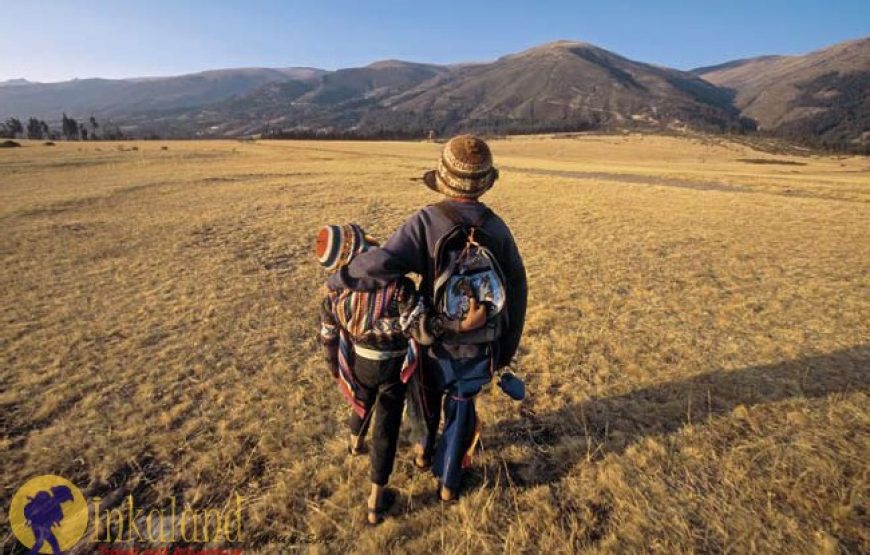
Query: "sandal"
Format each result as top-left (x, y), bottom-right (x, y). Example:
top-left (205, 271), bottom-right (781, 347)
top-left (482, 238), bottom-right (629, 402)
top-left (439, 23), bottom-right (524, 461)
top-left (366, 489), bottom-right (397, 526)
top-left (412, 445), bottom-right (431, 470)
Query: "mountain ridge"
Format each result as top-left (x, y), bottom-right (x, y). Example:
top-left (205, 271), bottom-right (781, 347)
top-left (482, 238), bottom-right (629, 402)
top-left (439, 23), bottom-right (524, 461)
top-left (167, 39), bottom-right (747, 138)
top-left (1, 38), bottom-right (866, 148)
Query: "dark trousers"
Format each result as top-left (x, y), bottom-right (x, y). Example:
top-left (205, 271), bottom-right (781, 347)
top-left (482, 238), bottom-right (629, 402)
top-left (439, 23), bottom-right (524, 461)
top-left (348, 354), bottom-right (407, 486)
top-left (419, 356), bottom-right (445, 458)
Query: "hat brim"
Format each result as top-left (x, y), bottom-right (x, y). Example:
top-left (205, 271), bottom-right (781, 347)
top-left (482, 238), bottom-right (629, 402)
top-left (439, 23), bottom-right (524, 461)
top-left (420, 168), bottom-right (497, 199)
top-left (422, 170), bottom-right (440, 193)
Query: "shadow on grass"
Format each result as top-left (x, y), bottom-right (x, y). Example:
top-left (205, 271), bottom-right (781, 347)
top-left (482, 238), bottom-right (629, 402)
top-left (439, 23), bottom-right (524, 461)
top-left (475, 344), bottom-right (870, 489)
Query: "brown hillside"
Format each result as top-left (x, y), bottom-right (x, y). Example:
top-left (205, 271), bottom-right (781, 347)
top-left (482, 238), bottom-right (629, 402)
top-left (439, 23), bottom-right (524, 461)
top-left (376, 41), bottom-right (739, 132)
top-left (695, 38), bottom-right (870, 130)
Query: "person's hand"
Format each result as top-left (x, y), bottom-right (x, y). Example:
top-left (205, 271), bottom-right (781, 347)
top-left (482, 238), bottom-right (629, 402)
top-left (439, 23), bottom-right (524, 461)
top-left (324, 348), bottom-right (340, 378)
top-left (458, 297), bottom-right (487, 332)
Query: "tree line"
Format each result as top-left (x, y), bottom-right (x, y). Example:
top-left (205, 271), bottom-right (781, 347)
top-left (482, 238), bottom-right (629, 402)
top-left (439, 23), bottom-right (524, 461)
top-left (0, 114), bottom-right (125, 140)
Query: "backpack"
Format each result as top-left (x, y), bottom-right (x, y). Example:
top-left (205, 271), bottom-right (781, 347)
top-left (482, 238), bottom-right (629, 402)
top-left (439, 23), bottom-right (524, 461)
top-left (431, 201), bottom-right (508, 346)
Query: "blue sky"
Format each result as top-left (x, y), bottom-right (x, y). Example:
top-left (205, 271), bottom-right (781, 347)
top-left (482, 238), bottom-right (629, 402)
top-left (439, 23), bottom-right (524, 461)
top-left (2, 0), bottom-right (868, 82)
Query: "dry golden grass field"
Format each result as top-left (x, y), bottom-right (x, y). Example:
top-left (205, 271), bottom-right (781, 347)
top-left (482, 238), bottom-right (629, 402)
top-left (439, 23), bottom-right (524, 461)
top-left (1, 134), bottom-right (869, 554)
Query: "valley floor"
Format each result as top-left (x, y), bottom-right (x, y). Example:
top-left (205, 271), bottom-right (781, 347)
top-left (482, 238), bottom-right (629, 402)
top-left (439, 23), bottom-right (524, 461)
top-left (1, 134), bottom-right (868, 553)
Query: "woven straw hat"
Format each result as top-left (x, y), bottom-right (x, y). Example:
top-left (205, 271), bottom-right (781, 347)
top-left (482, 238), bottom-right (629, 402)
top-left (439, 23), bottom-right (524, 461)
top-left (422, 135), bottom-right (499, 199)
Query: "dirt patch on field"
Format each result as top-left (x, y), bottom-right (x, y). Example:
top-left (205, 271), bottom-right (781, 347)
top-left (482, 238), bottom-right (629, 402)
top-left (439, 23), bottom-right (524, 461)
top-left (737, 158), bottom-right (808, 166)
top-left (502, 166), bottom-right (745, 192)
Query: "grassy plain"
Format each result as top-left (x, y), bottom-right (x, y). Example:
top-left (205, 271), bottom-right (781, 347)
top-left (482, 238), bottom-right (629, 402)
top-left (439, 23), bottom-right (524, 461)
top-left (1, 134), bottom-right (868, 553)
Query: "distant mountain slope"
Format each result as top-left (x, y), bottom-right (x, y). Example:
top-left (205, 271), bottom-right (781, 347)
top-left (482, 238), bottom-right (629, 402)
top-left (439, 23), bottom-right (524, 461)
top-left (694, 38), bottom-right (870, 146)
top-left (690, 55), bottom-right (786, 84)
top-left (178, 61), bottom-right (452, 136)
top-left (360, 41), bottom-right (742, 134)
top-left (0, 67), bottom-right (326, 121)
top-left (188, 41), bottom-right (744, 137)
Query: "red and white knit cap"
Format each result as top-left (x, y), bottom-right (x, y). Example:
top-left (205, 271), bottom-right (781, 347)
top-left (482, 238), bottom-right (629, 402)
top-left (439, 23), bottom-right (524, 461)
top-left (314, 223), bottom-right (374, 271)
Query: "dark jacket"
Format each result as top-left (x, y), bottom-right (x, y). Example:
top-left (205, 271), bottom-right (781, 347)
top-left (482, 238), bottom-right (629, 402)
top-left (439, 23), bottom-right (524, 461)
top-left (327, 199), bottom-right (527, 369)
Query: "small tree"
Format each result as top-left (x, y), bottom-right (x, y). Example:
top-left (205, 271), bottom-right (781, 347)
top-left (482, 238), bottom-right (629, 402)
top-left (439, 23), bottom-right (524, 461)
top-left (40, 120), bottom-right (50, 138)
top-left (27, 117), bottom-right (44, 139)
top-left (89, 116), bottom-right (99, 139)
top-left (2, 117), bottom-right (23, 138)
top-left (79, 122), bottom-right (88, 140)
top-left (62, 113), bottom-right (80, 140)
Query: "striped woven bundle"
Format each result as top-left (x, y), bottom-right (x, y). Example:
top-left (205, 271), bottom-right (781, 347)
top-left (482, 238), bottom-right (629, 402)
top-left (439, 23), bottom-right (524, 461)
top-left (335, 328), bottom-right (366, 417)
top-left (332, 282), bottom-right (396, 338)
top-left (327, 280), bottom-right (420, 418)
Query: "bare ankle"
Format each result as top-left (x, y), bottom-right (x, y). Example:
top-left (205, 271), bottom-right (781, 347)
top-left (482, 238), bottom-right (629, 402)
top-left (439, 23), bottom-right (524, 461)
top-left (440, 486), bottom-right (455, 501)
top-left (349, 434), bottom-right (364, 453)
top-left (369, 483), bottom-right (384, 508)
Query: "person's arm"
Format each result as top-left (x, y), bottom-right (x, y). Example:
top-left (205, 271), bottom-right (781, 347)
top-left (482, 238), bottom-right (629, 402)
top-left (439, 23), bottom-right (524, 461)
top-left (327, 211), bottom-right (427, 291)
top-left (318, 293), bottom-right (340, 376)
top-left (396, 277), bottom-right (435, 346)
top-left (496, 230), bottom-right (527, 369)
top-left (396, 277), bottom-right (486, 346)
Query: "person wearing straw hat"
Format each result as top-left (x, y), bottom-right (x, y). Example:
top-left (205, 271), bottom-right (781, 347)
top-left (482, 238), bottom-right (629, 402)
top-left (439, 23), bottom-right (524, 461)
top-left (327, 135), bottom-right (528, 502)
top-left (316, 223), bottom-right (480, 523)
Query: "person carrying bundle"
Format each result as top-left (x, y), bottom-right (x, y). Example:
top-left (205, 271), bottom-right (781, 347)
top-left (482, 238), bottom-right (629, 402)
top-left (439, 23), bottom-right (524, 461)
top-left (326, 135), bottom-right (528, 502)
top-left (316, 223), bottom-right (484, 523)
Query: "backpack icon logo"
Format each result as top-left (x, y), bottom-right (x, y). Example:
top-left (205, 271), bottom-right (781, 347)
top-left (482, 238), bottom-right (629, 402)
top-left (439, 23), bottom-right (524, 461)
top-left (9, 475), bottom-right (88, 555)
